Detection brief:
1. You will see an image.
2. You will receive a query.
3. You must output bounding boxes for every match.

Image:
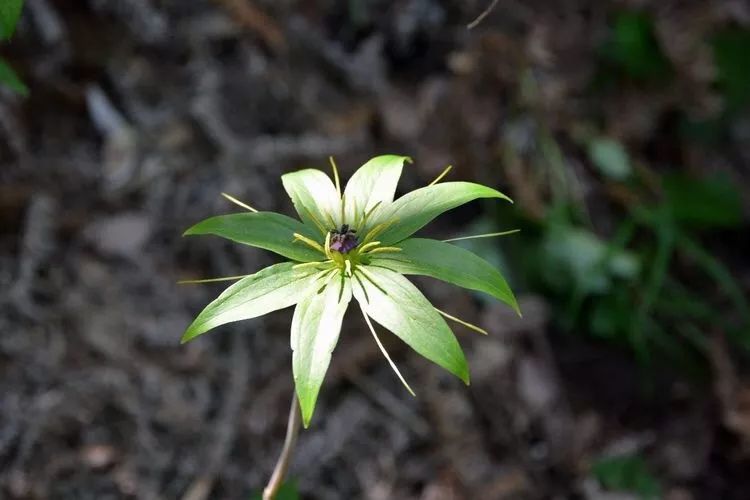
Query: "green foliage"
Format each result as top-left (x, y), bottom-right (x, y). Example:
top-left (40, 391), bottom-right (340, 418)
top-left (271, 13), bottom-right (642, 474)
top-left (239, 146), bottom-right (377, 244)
top-left (0, 0), bottom-right (26, 96)
top-left (0, 56), bottom-right (27, 95)
top-left (663, 173), bottom-right (742, 230)
top-left (712, 29), bottom-right (750, 111)
top-left (182, 155), bottom-right (516, 424)
top-left (592, 454), bottom-right (661, 499)
top-left (540, 225), bottom-right (640, 295)
top-left (587, 137), bottom-right (632, 181)
top-left (504, 144), bottom-right (749, 370)
top-left (0, 0), bottom-right (24, 40)
top-left (601, 11), bottom-right (670, 81)
top-left (250, 481), bottom-right (300, 500)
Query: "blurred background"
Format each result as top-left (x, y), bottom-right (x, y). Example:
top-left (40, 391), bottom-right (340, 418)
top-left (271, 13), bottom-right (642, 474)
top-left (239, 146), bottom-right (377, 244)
top-left (1, 1), bottom-right (749, 499)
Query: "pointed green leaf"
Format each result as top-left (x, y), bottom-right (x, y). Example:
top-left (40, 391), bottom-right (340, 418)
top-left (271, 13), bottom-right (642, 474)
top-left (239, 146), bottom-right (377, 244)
top-left (343, 155), bottom-right (410, 223)
top-left (374, 182), bottom-right (512, 245)
top-left (0, 57), bottom-right (27, 96)
top-left (182, 263), bottom-right (322, 343)
top-left (352, 267), bottom-right (469, 384)
top-left (184, 212), bottom-right (323, 262)
top-left (292, 274), bottom-right (351, 427)
top-left (0, 0), bottom-right (24, 40)
top-left (370, 238), bottom-right (519, 314)
top-left (281, 168), bottom-right (341, 234)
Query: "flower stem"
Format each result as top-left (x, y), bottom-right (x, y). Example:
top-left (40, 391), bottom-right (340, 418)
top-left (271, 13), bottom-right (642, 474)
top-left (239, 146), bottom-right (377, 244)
top-left (263, 393), bottom-right (301, 500)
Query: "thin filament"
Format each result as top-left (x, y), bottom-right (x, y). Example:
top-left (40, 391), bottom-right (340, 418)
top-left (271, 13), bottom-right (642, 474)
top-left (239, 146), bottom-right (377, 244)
top-left (366, 246), bottom-right (402, 255)
top-left (221, 193), bottom-right (258, 212)
top-left (443, 229), bottom-right (520, 243)
top-left (177, 275), bottom-right (248, 284)
top-left (362, 218), bottom-right (397, 245)
top-left (435, 308), bottom-right (488, 335)
top-left (293, 233), bottom-right (325, 254)
top-left (359, 304), bottom-right (416, 396)
top-left (428, 165), bottom-right (452, 186)
top-left (329, 156), bottom-right (342, 197)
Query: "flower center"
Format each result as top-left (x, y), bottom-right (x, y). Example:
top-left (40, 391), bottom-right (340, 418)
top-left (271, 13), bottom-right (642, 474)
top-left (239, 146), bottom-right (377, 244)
top-left (329, 224), bottom-right (359, 254)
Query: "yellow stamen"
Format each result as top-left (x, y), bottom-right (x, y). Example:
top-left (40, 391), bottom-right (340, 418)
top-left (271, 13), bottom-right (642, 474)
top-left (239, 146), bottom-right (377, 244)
top-left (428, 165), bottom-right (452, 186)
top-left (323, 210), bottom-right (338, 231)
top-left (443, 229), bottom-right (520, 243)
top-left (362, 218), bottom-right (397, 245)
top-left (359, 303), bottom-right (416, 396)
top-left (293, 261), bottom-right (331, 271)
top-left (324, 231), bottom-right (333, 259)
top-left (366, 246), bottom-right (402, 255)
top-left (293, 233), bottom-right (325, 254)
top-left (177, 275), bottom-right (248, 284)
top-left (357, 241), bottom-right (381, 254)
top-left (221, 193), bottom-right (258, 212)
top-left (344, 259), bottom-right (352, 277)
top-left (340, 194), bottom-right (346, 227)
top-left (358, 201), bottom-right (382, 232)
top-left (329, 156), bottom-right (341, 197)
top-left (435, 308), bottom-right (488, 335)
top-left (302, 207), bottom-right (329, 235)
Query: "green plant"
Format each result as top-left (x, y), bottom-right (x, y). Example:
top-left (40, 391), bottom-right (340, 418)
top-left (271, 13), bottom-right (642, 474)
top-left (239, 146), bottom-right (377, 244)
top-left (181, 155), bottom-right (518, 498)
top-left (0, 0), bottom-right (27, 96)
top-left (592, 454), bottom-right (661, 499)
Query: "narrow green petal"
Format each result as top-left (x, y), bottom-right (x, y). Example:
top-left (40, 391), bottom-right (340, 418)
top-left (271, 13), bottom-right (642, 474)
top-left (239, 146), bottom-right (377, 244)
top-left (370, 238), bottom-right (520, 314)
top-left (375, 182), bottom-right (512, 245)
top-left (343, 155), bottom-right (410, 225)
top-left (352, 267), bottom-right (469, 384)
top-left (184, 212), bottom-right (322, 262)
top-left (292, 274), bottom-right (352, 427)
top-left (281, 168), bottom-right (341, 234)
top-left (182, 263), bottom-right (322, 343)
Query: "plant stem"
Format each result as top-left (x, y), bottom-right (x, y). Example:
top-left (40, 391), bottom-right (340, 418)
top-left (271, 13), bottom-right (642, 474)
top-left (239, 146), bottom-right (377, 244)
top-left (262, 393), bottom-right (301, 500)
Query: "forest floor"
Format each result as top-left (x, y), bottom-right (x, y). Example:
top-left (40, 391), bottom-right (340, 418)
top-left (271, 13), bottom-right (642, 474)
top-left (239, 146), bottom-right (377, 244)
top-left (1, 1), bottom-right (750, 499)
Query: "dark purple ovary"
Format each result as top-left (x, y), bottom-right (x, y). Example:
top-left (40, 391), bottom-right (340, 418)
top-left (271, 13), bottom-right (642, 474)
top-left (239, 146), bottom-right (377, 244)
top-left (330, 225), bottom-right (359, 254)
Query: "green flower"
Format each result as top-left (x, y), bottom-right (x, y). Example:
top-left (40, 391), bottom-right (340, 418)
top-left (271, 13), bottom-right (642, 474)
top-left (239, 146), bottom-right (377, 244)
top-left (181, 155), bottom-right (519, 427)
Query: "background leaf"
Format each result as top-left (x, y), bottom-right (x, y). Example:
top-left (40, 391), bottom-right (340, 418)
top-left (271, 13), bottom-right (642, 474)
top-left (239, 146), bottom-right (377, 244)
top-left (250, 480), bottom-right (300, 500)
top-left (0, 56), bottom-right (27, 96)
top-left (713, 28), bottom-right (750, 110)
top-left (588, 137), bottom-right (632, 180)
top-left (184, 212), bottom-right (323, 262)
top-left (353, 266), bottom-right (469, 384)
top-left (592, 454), bottom-right (661, 500)
top-left (0, 0), bottom-right (24, 40)
top-left (601, 11), bottom-right (670, 81)
top-left (663, 173), bottom-right (742, 229)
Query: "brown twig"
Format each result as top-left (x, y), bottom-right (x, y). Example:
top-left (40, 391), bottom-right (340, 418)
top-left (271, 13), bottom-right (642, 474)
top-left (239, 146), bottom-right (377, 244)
top-left (467, 0), bottom-right (500, 29)
top-left (212, 0), bottom-right (286, 52)
top-left (263, 393), bottom-right (301, 500)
